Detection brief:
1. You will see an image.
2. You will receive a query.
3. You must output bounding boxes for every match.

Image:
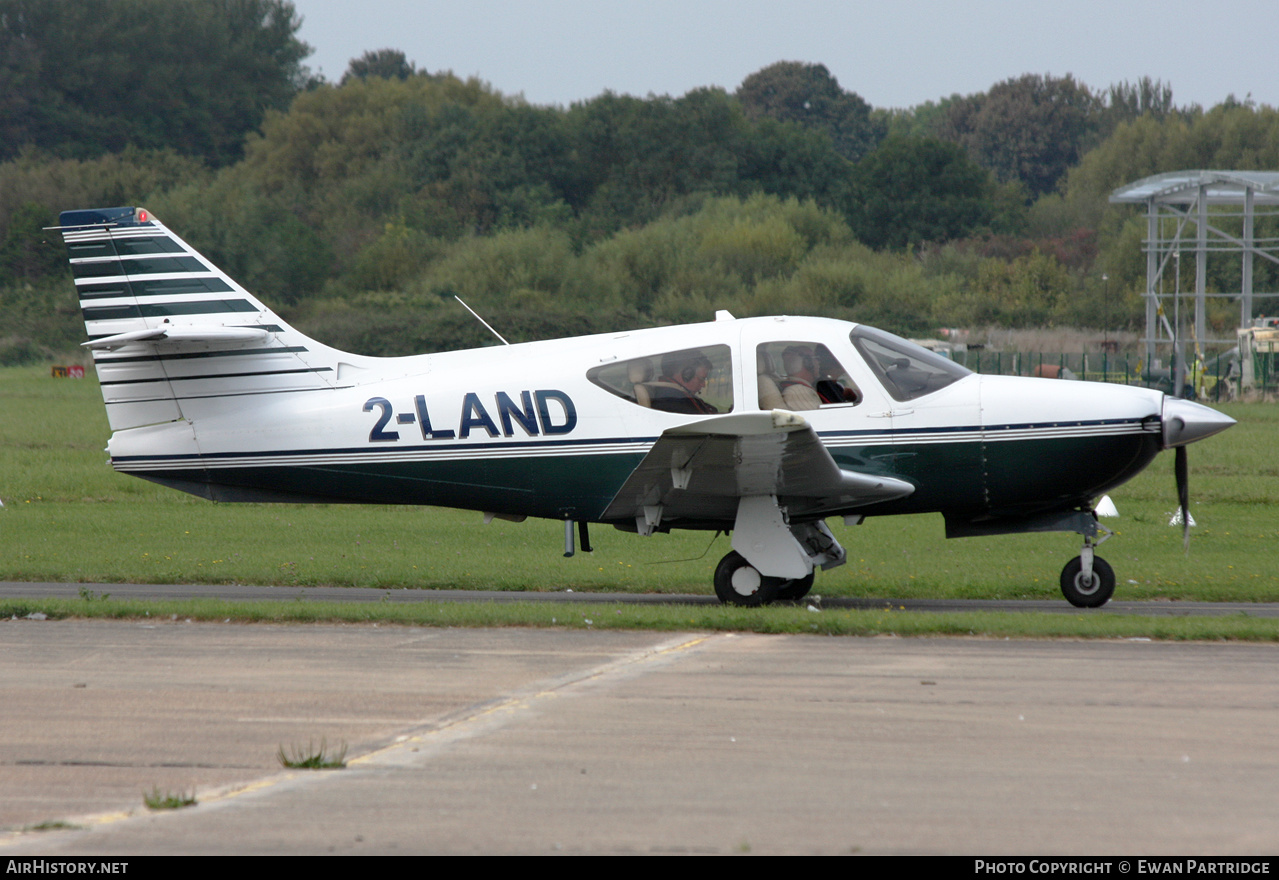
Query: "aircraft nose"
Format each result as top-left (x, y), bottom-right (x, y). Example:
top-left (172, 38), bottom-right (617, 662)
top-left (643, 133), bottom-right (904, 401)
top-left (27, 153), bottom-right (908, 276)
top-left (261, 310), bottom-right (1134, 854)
top-left (1161, 397), bottom-right (1236, 449)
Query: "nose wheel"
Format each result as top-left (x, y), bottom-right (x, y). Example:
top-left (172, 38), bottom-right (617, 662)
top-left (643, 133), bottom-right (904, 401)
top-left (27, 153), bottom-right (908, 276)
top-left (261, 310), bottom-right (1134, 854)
top-left (1052, 517), bottom-right (1116, 608)
top-left (1060, 554), bottom-right (1115, 607)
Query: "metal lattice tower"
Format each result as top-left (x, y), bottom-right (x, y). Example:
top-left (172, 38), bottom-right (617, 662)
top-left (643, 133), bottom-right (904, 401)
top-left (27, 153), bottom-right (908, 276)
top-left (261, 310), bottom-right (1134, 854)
top-left (1110, 170), bottom-right (1279, 372)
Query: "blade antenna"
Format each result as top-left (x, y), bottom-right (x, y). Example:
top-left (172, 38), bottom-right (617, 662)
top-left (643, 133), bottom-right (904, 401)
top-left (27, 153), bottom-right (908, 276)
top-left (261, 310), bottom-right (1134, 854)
top-left (454, 296), bottom-right (509, 346)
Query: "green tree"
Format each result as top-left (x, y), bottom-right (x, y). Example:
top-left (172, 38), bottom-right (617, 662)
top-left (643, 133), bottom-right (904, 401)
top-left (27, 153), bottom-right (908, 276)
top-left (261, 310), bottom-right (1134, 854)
top-left (0, 147), bottom-right (209, 275)
top-left (0, 202), bottom-right (63, 285)
top-left (399, 98), bottom-right (575, 235)
top-left (1102, 77), bottom-right (1177, 129)
top-left (878, 96), bottom-right (965, 140)
top-left (151, 180), bottom-right (332, 304)
top-left (938, 74), bottom-right (1102, 197)
top-left (736, 116), bottom-right (855, 208)
top-left (849, 136), bottom-right (994, 250)
top-left (0, 0), bottom-right (313, 166)
top-left (342, 49), bottom-right (417, 84)
top-left (568, 89), bottom-right (746, 231)
top-left (566, 86), bottom-right (858, 236)
top-left (736, 61), bottom-right (884, 162)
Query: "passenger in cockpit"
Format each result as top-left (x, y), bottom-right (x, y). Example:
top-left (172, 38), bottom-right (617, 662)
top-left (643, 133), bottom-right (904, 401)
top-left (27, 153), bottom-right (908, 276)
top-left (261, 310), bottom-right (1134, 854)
top-left (778, 346), bottom-right (823, 410)
top-left (646, 349), bottom-right (718, 415)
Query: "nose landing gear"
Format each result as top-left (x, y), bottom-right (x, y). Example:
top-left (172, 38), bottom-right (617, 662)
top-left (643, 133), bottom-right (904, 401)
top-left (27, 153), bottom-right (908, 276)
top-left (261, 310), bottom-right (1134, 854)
top-left (1060, 554), bottom-right (1115, 608)
top-left (1060, 526), bottom-right (1115, 608)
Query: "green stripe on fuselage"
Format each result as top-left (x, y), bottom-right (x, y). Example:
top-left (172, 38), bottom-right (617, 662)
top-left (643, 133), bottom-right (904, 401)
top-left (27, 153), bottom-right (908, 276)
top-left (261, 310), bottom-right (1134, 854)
top-left (119, 429), bottom-right (1161, 526)
top-left (127, 451), bottom-right (649, 521)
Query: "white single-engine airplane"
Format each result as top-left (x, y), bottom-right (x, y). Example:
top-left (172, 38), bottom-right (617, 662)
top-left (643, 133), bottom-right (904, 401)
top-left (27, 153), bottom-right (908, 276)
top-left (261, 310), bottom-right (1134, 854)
top-left (58, 207), bottom-right (1235, 607)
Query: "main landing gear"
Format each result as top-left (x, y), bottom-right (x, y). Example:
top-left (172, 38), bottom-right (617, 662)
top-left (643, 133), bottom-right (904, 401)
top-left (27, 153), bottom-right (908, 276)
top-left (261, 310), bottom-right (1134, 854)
top-left (713, 551), bottom-right (815, 606)
top-left (712, 497), bottom-right (842, 606)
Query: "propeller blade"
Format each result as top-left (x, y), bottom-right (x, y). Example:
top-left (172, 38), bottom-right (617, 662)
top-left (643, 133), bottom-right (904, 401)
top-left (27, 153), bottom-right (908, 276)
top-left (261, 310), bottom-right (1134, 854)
top-left (1175, 444), bottom-right (1190, 552)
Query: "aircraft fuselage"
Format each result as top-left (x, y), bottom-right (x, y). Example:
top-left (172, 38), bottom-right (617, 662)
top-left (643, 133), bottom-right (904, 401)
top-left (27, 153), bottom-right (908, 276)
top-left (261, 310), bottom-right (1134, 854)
top-left (107, 315), bottom-right (1164, 530)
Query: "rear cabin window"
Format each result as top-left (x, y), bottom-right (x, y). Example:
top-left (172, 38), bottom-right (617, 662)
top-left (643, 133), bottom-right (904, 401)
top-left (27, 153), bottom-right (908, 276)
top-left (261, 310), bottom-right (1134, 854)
top-left (588, 345), bottom-right (733, 415)
top-left (849, 326), bottom-right (971, 402)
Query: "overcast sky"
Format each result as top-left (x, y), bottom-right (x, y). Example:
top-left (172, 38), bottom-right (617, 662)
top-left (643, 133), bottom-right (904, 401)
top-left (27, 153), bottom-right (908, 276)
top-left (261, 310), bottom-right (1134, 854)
top-left (290, 0), bottom-right (1278, 111)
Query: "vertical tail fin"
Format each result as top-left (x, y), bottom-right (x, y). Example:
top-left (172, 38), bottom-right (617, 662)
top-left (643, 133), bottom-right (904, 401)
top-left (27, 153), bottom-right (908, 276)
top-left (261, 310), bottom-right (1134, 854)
top-left (58, 207), bottom-right (347, 431)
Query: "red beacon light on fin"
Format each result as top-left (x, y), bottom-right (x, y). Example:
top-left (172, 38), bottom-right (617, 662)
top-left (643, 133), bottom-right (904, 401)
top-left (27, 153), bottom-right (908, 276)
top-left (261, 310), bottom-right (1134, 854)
top-left (137, 209), bottom-right (149, 223)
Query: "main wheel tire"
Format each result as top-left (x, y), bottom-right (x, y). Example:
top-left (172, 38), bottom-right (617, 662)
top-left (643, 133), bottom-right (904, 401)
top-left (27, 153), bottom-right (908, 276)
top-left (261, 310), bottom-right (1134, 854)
top-left (714, 551), bottom-right (781, 607)
top-left (774, 571), bottom-right (815, 602)
top-left (1060, 555), bottom-right (1116, 608)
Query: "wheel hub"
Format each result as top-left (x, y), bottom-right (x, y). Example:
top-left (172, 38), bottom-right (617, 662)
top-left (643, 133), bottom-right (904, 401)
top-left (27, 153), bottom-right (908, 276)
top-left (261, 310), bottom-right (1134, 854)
top-left (730, 565), bottom-right (762, 596)
top-left (1073, 572), bottom-right (1101, 596)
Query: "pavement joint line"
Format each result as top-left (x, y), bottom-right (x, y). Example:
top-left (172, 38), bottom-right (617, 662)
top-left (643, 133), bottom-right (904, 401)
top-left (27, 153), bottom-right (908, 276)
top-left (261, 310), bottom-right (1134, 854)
top-left (352, 631), bottom-right (720, 764)
top-left (0, 630), bottom-right (721, 847)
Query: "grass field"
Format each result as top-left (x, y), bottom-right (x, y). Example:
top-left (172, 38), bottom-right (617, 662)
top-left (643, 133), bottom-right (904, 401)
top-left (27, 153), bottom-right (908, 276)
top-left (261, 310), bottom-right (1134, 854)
top-left (3, 363), bottom-right (1276, 606)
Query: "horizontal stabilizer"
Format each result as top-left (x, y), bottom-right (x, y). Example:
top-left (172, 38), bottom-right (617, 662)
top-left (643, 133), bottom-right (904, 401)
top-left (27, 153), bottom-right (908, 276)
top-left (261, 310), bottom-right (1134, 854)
top-left (83, 325), bottom-right (273, 351)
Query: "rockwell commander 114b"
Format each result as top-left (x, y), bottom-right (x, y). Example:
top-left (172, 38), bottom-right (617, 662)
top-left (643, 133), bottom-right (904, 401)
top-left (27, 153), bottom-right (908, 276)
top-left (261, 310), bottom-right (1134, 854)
top-left (56, 207), bottom-right (1235, 607)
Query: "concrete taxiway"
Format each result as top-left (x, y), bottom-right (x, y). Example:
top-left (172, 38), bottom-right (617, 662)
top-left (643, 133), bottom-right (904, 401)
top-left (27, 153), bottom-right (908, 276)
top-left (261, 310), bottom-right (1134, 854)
top-left (2, 618), bottom-right (1277, 855)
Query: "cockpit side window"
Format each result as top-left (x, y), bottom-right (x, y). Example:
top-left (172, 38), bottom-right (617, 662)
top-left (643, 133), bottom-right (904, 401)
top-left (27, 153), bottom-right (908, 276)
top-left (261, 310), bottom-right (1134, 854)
top-left (756, 341), bottom-right (862, 411)
top-left (849, 326), bottom-right (971, 402)
top-left (588, 344), bottom-right (733, 414)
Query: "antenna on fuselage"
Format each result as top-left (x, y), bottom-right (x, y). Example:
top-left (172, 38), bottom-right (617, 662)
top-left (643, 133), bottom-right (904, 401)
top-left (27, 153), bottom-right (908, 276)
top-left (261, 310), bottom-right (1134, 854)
top-left (454, 296), bottom-right (510, 346)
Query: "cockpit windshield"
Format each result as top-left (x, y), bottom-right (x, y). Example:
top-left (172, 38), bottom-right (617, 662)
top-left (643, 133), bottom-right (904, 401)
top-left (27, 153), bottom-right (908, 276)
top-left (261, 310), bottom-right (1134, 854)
top-left (849, 326), bottom-right (971, 402)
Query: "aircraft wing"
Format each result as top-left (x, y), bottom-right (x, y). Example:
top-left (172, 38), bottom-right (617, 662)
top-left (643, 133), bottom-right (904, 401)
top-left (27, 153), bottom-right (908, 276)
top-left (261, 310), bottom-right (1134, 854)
top-left (602, 410), bottom-right (914, 527)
